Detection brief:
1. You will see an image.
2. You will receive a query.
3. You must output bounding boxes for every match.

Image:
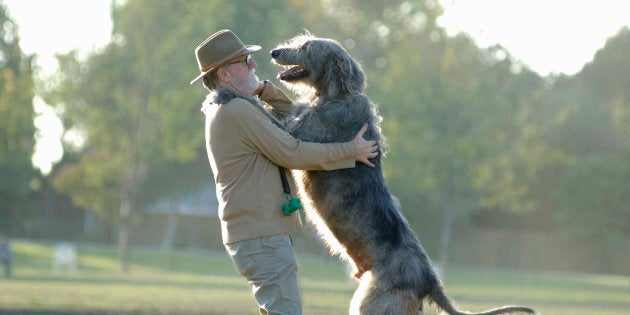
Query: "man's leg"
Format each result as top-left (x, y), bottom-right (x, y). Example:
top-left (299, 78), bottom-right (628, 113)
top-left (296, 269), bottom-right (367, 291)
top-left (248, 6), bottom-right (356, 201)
top-left (226, 234), bottom-right (302, 315)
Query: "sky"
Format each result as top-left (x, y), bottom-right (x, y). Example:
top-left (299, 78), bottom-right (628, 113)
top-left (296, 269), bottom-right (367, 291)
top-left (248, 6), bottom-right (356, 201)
top-left (3, 0), bottom-right (629, 174)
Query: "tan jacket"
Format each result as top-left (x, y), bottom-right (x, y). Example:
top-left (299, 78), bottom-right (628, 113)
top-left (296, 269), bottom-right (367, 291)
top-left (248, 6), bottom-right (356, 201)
top-left (203, 82), bottom-right (357, 244)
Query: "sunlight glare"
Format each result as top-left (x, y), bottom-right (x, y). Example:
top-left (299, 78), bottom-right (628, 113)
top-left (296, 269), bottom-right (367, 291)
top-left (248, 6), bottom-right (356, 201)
top-left (438, 0), bottom-right (630, 76)
top-left (32, 97), bottom-right (63, 175)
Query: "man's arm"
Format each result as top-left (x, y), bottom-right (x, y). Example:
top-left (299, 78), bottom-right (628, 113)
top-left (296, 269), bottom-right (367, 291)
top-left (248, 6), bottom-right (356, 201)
top-left (255, 80), bottom-right (297, 121)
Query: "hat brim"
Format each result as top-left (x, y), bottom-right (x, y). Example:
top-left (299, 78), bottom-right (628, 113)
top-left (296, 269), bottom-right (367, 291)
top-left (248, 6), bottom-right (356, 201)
top-left (190, 45), bottom-right (261, 85)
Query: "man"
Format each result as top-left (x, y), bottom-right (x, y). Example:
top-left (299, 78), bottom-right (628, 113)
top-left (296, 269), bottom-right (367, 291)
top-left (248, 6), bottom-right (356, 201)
top-left (190, 30), bottom-right (378, 315)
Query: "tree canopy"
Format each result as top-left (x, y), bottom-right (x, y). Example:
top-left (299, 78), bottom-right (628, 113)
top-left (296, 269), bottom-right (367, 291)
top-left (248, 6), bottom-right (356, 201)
top-left (0, 2), bottom-right (36, 233)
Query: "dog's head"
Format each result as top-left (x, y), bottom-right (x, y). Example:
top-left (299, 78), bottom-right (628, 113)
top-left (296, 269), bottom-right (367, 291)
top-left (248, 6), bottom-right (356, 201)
top-left (271, 33), bottom-right (366, 98)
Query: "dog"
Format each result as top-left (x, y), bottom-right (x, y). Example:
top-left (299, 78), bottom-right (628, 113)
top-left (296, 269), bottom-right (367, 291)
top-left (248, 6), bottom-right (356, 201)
top-left (270, 33), bottom-right (537, 315)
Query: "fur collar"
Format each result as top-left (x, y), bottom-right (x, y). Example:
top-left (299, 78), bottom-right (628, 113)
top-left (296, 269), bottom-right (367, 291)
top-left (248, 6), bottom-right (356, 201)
top-left (201, 88), bottom-right (282, 127)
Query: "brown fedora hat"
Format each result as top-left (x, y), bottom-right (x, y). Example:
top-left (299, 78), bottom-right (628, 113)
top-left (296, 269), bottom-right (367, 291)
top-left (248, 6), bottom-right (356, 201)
top-left (190, 29), bottom-right (261, 84)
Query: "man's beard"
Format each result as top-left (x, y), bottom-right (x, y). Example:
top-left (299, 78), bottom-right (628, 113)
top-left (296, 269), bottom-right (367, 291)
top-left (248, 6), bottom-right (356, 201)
top-left (235, 72), bottom-right (260, 95)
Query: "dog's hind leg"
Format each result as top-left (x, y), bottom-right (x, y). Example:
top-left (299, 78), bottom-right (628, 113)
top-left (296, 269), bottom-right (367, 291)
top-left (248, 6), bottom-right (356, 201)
top-left (350, 272), bottom-right (423, 315)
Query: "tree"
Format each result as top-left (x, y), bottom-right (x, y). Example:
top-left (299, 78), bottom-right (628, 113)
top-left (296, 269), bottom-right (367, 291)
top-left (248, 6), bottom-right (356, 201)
top-left (0, 2), bottom-right (36, 234)
top-left (402, 37), bottom-right (553, 270)
top-left (558, 154), bottom-right (629, 240)
top-left (551, 27), bottom-right (630, 250)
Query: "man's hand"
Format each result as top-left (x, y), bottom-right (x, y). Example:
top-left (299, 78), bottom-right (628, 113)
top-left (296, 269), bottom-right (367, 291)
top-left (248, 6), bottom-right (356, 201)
top-left (352, 123), bottom-right (378, 168)
top-left (254, 80), bottom-right (266, 97)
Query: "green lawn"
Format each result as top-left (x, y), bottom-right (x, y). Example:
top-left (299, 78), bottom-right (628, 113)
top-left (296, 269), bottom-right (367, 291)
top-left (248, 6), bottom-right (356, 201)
top-left (0, 239), bottom-right (628, 314)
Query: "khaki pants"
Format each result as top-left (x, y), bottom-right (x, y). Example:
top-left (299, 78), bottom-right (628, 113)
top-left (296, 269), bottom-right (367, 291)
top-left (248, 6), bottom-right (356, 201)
top-left (226, 234), bottom-right (302, 315)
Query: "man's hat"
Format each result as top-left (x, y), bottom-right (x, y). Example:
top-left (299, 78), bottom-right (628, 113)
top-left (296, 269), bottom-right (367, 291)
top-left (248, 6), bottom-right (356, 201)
top-left (190, 29), bottom-right (261, 84)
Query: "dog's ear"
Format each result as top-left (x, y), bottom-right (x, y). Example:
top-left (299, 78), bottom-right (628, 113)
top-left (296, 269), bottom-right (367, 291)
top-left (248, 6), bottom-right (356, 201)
top-left (333, 53), bottom-right (352, 77)
top-left (331, 53), bottom-right (364, 95)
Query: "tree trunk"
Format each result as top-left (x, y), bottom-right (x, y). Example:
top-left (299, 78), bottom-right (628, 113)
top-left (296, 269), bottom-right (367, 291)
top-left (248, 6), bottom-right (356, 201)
top-left (117, 161), bottom-right (147, 273)
top-left (438, 201), bottom-right (455, 281)
top-left (118, 190), bottom-right (132, 273)
top-left (160, 199), bottom-right (179, 252)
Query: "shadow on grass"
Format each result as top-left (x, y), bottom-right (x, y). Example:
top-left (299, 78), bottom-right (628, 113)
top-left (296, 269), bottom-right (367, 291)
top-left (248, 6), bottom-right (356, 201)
top-left (8, 274), bottom-right (247, 291)
top-left (13, 239), bottom-right (239, 276)
top-left (0, 311), bottom-right (229, 315)
top-left (0, 312), bottom-right (136, 315)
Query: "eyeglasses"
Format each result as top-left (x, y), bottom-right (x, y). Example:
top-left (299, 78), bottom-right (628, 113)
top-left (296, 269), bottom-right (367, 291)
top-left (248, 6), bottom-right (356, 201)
top-left (227, 55), bottom-right (252, 66)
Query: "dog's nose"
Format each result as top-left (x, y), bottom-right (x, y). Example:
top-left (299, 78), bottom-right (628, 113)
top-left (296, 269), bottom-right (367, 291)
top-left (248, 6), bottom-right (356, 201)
top-left (270, 49), bottom-right (280, 58)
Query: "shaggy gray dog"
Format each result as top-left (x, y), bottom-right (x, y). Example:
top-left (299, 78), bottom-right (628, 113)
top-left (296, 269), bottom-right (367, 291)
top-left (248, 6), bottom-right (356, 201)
top-left (270, 33), bottom-right (536, 315)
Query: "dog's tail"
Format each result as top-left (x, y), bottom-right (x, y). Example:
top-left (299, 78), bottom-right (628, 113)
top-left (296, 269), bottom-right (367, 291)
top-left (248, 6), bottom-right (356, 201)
top-left (426, 271), bottom-right (537, 315)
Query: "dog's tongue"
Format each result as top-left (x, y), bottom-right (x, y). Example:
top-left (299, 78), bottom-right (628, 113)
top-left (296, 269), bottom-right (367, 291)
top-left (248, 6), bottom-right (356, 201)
top-left (277, 68), bottom-right (293, 80)
top-left (277, 66), bottom-right (306, 80)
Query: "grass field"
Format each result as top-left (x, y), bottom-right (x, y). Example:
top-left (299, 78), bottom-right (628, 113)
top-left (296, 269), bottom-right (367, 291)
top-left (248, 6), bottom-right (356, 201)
top-left (0, 239), bottom-right (628, 314)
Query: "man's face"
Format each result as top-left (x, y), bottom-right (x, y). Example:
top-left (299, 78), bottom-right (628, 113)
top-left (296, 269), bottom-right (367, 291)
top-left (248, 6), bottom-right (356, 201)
top-left (223, 54), bottom-right (259, 95)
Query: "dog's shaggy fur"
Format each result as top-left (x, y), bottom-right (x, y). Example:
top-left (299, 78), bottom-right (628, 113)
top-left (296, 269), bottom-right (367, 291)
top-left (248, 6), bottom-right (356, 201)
top-left (271, 33), bottom-right (537, 315)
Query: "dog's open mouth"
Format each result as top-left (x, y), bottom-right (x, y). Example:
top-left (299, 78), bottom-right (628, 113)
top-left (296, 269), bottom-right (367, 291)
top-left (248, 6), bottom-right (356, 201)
top-left (277, 65), bottom-right (309, 81)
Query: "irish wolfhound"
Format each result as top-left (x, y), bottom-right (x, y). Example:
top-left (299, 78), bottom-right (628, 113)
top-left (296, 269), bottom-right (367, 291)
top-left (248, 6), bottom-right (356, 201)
top-left (270, 33), bottom-right (536, 315)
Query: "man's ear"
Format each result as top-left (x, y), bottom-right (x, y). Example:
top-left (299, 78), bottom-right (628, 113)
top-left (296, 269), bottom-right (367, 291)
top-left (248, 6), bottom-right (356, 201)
top-left (217, 66), bottom-right (230, 83)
